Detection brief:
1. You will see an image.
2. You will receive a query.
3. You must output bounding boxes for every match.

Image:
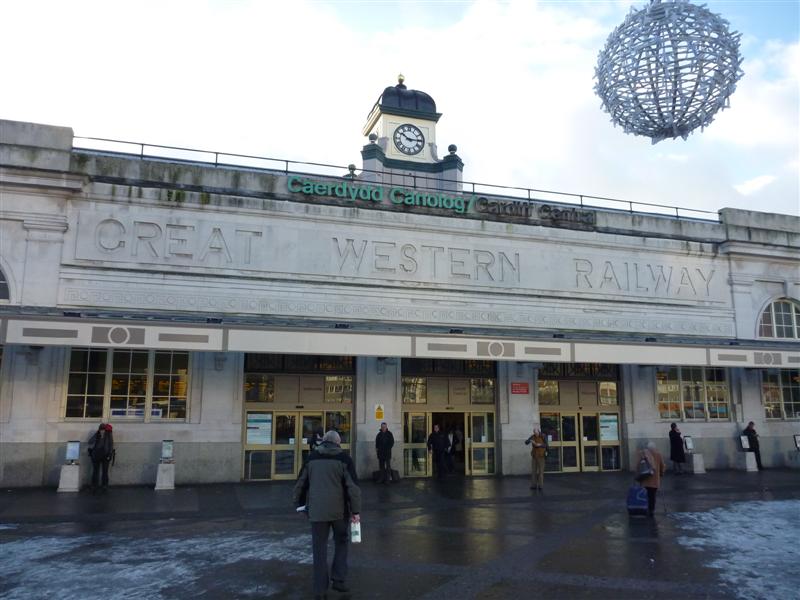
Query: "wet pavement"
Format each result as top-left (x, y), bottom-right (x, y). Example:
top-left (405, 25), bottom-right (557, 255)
top-left (1, 469), bottom-right (799, 599)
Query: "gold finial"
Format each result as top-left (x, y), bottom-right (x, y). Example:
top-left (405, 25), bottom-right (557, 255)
top-left (398, 73), bottom-right (405, 85)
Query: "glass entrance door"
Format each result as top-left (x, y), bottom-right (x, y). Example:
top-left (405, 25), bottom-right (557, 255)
top-left (542, 410), bottom-right (621, 473)
top-left (403, 412), bottom-right (430, 477)
top-left (560, 413), bottom-right (580, 472)
top-left (580, 413), bottom-right (600, 471)
top-left (301, 413), bottom-right (324, 465)
top-left (273, 412), bottom-right (298, 479)
top-left (469, 412), bottom-right (495, 475)
top-left (243, 410), bottom-right (350, 481)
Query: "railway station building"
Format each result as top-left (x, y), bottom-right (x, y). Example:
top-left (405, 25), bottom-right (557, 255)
top-left (0, 80), bottom-right (798, 487)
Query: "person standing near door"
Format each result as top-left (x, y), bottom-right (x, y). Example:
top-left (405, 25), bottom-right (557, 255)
top-left (427, 424), bottom-right (450, 480)
top-left (525, 425), bottom-right (547, 490)
top-left (293, 430), bottom-right (361, 599)
top-left (375, 422), bottom-right (394, 483)
top-left (742, 421), bottom-right (763, 470)
top-left (87, 423), bottom-right (115, 492)
top-left (668, 423), bottom-right (686, 474)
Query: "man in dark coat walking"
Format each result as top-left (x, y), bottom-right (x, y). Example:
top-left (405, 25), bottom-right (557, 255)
top-left (427, 424), bottom-right (450, 480)
top-left (375, 422), bottom-right (394, 483)
top-left (293, 430), bottom-right (361, 599)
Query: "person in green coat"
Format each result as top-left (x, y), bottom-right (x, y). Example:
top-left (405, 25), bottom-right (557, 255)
top-left (293, 430), bottom-right (361, 599)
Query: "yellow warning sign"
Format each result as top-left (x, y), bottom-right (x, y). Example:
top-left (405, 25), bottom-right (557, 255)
top-left (374, 404), bottom-right (385, 420)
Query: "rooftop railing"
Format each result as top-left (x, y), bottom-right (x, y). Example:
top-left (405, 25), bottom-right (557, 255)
top-left (72, 135), bottom-right (719, 222)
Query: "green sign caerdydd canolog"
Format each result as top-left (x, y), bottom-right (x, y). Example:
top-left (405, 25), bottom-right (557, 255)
top-left (287, 176), bottom-right (475, 215)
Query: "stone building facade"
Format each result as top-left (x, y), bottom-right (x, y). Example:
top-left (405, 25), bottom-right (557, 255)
top-left (1, 82), bottom-right (798, 487)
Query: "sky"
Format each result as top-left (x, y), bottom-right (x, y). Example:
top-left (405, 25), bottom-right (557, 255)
top-left (2, 0), bottom-right (798, 217)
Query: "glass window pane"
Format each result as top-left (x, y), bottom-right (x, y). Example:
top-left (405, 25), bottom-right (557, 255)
top-left (112, 351), bottom-right (131, 372)
top-left (561, 415), bottom-right (577, 441)
top-left (85, 396), bottom-right (104, 418)
top-left (87, 350), bottom-right (107, 373)
top-left (68, 373), bottom-right (87, 395)
top-left (129, 375), bottom-right (147, 396)
top-left (168, 399), bottom-right (186, 419)
top-left (582, 415), bottom-right (598, 441)
top-left (325, 412), bottom-right (351, 444)
top-left (130, 351), bottom-right (149, 373)
top-left (404, 448), bottom-right (427, 475)
top-left (324, 375), bottom-right (353, 403)
top-left (410, 414), bottom-right (427, 443)
top-left (599, 382), bottom-right (618, 406)
top-left (150, 399), bottom-right (167, 419)
top-left (245, 374), bottom-right (274, 403)
top-left (86, 374), bottom-right (106, 396)
top-left (544, 447), bottom-right (561, 472)
top-left (538, 380), bottom-right (559, 405)
top-left (541, 413), bottom-right (560, 442)
top-left (602, 446), bottom-right (620, 470)
top-left (275, 415), bottom-right (296, 444)
top-left (70, 349), bottom-right (88, 372)
top-left (65, 396), bottom-right (86, 418)
top-left (470, 378), bottom-right (495, 404)
top-left (402, 377), bottom-right (427, 404)
top-left (245, 450), bottom-right (272, 480)
top-left (110, 375), bottom-right (129, 395)
top-left (153, 352), bottom-right (172, 374)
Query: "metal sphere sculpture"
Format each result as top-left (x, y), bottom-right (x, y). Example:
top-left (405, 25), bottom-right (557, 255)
top-left (595, 0), bottom-right (743, 143)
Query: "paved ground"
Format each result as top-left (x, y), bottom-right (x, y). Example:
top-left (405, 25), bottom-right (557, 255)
top-left (1, 469), bottom-right (799, 599)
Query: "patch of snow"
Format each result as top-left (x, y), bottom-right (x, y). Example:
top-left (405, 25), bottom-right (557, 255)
top-left (0, 531), bottom-right (311, 599)
top-left (672, 500), bottom-right (800, 600)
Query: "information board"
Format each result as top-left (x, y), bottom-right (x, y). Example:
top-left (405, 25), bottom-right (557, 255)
top-left (599, 414), bottom-right (619, 442)
top-left (246, 412), bottom-right (273, 445)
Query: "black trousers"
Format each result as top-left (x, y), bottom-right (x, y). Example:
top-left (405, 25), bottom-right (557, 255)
top-left (432, 451), bottom-right (446, 478)
top-left (378, 454), bottom-right (391, 477)
top-left (311, 519), bottom-right (349, 595)
top-left (91, 459), bottom-right (109, 487)
top-left (645, 486), bottom-right (658, 516)
top-left (752, 448), bottom-right (763, 470)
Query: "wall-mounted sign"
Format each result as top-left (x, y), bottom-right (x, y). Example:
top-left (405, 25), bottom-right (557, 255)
top-left (511, 382), bottom-right (529, 395)
top-left (374, 404), bottom-right (385, 420)
top-left (246, 412), bottom-right (272, 445)
top-left (287, 176), bottom-right (597, 225)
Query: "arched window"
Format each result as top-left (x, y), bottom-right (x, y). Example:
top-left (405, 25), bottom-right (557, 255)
top-left (0, 268), bottom-right (9, 300)
top-left (758, 299), bottom-right (800, 339)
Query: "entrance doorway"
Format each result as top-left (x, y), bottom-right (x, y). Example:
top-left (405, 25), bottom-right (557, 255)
top-left (402, 411), bottom-right (495, 477)
top-left (243, 409), bottom-right (351, 480)
top-left (541, 411), bottom-right (621, 473)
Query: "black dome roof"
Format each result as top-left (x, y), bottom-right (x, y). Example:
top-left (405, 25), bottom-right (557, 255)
top-left (374, 76), bottom-right (439, 119)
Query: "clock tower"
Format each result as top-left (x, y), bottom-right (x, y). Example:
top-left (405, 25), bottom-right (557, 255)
top-left (361, 75), bottom-right (463, 192)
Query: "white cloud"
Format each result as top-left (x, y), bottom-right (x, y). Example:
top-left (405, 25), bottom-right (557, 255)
top-left (734, 174), bottom-right (778, 195)
top-left (0, 0), bottom-right (797, 216)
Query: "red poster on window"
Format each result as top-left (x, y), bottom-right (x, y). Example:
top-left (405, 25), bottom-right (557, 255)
top-left (511, 382), bottom-right (529, 394)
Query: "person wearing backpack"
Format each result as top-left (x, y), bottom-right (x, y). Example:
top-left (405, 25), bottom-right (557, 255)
top-left (87, 423), bottom-right (115, 492)
top-left (638, 442), bottom-right (666, 516)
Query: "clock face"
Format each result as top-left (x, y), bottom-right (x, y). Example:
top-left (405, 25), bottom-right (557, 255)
top-left (393, 124), bottom-right (425, 155)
